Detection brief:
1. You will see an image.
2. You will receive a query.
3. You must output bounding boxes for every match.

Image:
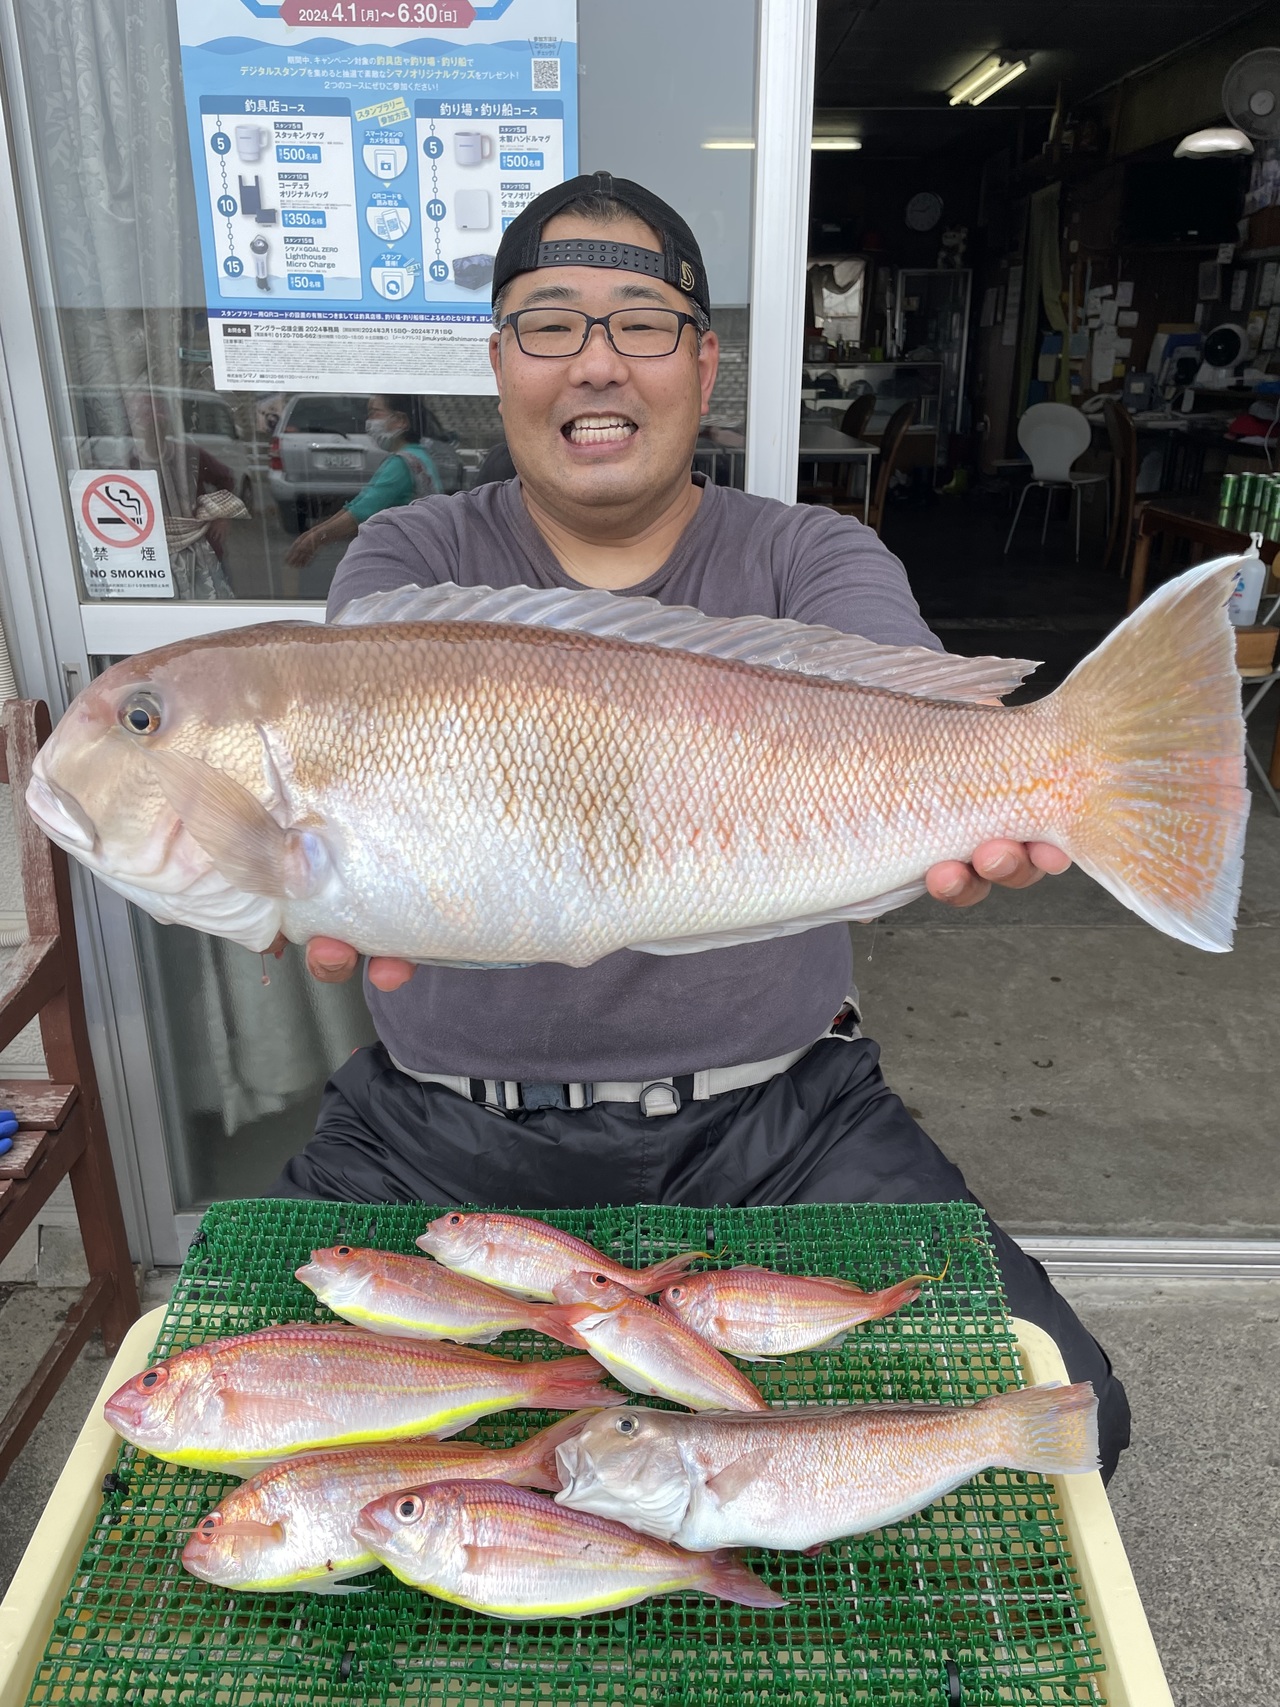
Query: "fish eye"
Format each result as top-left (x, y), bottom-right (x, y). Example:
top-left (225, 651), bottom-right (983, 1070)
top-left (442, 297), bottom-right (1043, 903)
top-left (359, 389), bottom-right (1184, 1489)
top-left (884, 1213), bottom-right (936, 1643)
top-left (447, 1214), bottom-right (463, 1226)
top-left (335, 1245), bottom-right (352, 1256)
top-left (396, 1494), bottom-right (424, 1523)
top-left (138, 1367), bottom-right (167, 1390)
top-left (197, 1514), bottom-right (222, 1537)
top-left (592, 1274), bottom-right (609, 1287)
top-left (119, 691), bottom-right (162, 736)
top-left (616, 1415), bottom-right (639, 1436)
top-left (667, 1286), bottom-right (683, 1301)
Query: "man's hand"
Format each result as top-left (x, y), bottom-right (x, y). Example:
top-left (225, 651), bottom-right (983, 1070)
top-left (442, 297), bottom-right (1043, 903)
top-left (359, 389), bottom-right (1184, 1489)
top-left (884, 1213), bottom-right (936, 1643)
top-left (306, 937), bottom-right (416, 991)
top-left (303, 842), bottom-right (1070, 986)
top-left (925, 840), bottom-right (1070, 909)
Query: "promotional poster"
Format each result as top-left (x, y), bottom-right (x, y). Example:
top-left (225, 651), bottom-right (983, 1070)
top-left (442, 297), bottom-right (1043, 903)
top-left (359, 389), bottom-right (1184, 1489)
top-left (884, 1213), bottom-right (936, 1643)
top-left (177, 0), bottom-right (578, 393)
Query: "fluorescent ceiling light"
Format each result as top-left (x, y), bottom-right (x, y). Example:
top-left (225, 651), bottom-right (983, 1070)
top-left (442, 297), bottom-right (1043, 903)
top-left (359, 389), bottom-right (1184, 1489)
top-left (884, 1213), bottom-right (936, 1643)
top-left (1174, 126), bottom-right (1255, 157)
top-left (812, 136), bottom-right (862, 150)
top-left (702, 138), bottom-right (755, 150)
top-left (949, 55), bottom-right (1029, 107)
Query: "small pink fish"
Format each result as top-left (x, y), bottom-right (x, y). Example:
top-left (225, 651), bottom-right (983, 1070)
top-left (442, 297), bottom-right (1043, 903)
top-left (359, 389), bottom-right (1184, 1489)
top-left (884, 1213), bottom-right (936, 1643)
top-left (661, 1265), bottom-right (931, 1359)
top-left (353, 1478), bottom-right (785, 1618)
top-left (418, 1211), bottom-right (707, 1302)
top-left (545, 1272), bottom-right (768, 1412)
top-left (295, 1245), bottom-right (569, 1344)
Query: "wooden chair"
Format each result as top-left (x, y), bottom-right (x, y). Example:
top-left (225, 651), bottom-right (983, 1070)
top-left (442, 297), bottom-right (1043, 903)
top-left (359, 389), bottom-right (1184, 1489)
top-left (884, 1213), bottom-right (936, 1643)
top-left (866, 400), bottom-right (916, 534)
top-left (1102, 398), bottom-right (1147, 581)
top-left (0, 699), bottom-right (139, 1483)
top-left (797, 393), bottom-right (876, 507)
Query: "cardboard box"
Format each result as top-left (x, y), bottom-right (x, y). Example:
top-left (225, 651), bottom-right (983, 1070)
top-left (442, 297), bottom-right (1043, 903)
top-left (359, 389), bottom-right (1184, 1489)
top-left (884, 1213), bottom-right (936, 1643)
top-left (1236, 624), bottom-right (1279, 670)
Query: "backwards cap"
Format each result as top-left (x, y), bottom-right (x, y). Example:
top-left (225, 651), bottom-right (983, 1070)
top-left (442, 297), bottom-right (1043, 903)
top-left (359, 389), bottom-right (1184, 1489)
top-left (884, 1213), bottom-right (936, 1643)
top-left (491, 170), bottom-right (710, 320)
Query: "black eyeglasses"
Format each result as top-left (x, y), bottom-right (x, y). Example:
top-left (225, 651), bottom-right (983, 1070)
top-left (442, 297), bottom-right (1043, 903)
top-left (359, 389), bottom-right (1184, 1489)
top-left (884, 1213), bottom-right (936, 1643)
top-left (498, 307), bottom-right (700, 359)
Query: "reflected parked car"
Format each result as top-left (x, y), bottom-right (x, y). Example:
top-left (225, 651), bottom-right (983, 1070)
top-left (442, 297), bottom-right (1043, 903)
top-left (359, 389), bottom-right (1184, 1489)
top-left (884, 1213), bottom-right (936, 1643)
top-left (70, 387), bottom-right (263, 505)
top-left (267, 393), bottom-right (464, 532)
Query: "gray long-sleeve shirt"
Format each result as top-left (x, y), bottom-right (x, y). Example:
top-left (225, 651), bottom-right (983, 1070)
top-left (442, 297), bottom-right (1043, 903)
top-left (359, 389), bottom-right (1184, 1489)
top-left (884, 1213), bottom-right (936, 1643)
top-left (326, 475), bottom-right (940, 1081)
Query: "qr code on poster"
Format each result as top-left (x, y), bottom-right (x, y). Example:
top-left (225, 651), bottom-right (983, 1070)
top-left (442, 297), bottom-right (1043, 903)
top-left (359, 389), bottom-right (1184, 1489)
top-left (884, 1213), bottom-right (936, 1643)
top-left (531, 57), bottom-right (561, 91)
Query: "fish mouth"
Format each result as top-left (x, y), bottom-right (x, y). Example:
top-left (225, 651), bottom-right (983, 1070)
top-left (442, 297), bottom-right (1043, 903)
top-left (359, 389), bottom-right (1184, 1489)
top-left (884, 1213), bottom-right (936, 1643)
top-left (25, 773), bottom-right (97, 854)
top-left (561, 413), bottom-right (638, 447)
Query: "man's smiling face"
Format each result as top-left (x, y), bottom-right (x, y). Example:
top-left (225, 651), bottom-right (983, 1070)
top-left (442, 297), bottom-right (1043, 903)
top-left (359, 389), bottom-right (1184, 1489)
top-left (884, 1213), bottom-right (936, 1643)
top-left (488, 210), bottom-right (719, 520)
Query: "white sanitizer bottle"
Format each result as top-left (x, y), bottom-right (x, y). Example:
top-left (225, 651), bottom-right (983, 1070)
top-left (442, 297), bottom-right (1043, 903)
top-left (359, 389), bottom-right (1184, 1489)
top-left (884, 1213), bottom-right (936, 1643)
top-left (1227, 532), bottom-right (1267, 628)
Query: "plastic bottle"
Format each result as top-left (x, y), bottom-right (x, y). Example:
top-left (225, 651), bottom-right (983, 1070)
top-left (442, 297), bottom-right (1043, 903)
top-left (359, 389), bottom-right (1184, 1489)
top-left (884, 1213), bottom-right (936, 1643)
top-left (1226, 531), bottom-right (1267, 627)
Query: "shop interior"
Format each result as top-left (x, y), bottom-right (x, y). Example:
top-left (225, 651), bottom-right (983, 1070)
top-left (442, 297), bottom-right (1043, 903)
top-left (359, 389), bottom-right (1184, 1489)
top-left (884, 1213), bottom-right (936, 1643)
top-left (800, 1), bottom-right (1280, 706)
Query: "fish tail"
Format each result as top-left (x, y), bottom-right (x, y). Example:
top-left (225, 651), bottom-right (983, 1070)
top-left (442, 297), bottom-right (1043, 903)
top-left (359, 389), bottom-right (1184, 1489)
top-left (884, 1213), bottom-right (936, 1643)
top-left (632, 1251), bottom-right (712, 1293)
top-left (861, 1275), bottom-right (925, 1319)
top-left (503, 1411), bottom-right (599, 1490)
top-left (1047, 560), bottom-right (1248, 952)
top-left (981, 1381), bottom-right (1100, 1476)
top-left (696, 1549), bottom-right (787, 1609)
top-left (529, 1355), bottom-right (626, 1410)
top-left (522, 1303), bottom-right (593, 1351)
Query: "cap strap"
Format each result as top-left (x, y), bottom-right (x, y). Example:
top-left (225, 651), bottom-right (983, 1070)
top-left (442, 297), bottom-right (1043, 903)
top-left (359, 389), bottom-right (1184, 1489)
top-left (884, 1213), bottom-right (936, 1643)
top-left (534, 238), bottom-right (666, 280)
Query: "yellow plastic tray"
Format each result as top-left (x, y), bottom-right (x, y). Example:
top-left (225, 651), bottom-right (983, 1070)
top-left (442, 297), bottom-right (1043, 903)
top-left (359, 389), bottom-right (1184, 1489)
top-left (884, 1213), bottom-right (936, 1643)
top-left (0, 1309), bottom-right (1172, 1707)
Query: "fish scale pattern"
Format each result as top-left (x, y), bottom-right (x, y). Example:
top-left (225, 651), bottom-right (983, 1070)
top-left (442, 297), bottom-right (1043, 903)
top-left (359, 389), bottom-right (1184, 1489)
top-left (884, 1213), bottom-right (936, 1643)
top-left (24, 1200), bottom-right (1106, 1707)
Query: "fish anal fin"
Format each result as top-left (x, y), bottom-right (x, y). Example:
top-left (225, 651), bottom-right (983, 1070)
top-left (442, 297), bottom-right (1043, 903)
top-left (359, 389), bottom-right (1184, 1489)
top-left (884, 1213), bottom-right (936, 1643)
top-left (144, 747), bottom-right (328, 901)
top-left (705, 1447), bottom-right (776, 1508)
top-left (629, 880), bottom-right (927, 955)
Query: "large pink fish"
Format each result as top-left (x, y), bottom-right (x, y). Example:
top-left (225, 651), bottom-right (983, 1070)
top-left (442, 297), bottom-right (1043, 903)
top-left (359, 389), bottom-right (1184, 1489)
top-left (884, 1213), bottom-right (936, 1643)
top-left (24, 565), bottom-right (1245, 965)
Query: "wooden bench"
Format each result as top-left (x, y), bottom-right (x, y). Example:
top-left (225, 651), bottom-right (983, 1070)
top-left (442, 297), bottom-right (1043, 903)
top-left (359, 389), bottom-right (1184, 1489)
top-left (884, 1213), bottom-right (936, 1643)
top-left (0, 699), bottom-right (139, 1482)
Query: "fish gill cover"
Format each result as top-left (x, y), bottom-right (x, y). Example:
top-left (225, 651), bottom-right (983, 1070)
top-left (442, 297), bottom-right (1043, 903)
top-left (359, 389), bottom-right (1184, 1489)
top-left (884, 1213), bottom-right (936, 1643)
top-left (24, 1200), bottom-right (1105, 1706)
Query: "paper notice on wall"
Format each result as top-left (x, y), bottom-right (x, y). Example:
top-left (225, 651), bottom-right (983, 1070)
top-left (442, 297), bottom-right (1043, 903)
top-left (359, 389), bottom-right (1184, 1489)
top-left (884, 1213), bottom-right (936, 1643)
top-left (1091, 331), bottom-right (1117, 387)
top-left (1117, 309), bottom-right (1139, 328)
top-left (177, 0), bottom-right (577, 395)
top-left (69, 470), bottom-right (173, 600)
top-left (1100, 297), bottom-right (1119, 326)
top-left (1264, 305), bottom-right (1280, 351)
top-left (1260, 262), bottom-right (1278, 308)
top-left (1115, 281), bottom-right (1133, 308)
top-left (1114, 337), bottom-right (1132, 358)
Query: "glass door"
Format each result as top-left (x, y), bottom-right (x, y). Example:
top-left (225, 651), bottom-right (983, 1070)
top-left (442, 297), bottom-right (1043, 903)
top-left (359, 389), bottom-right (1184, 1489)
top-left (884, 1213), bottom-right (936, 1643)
top-left (0, 0), bottom-right (801, 1259)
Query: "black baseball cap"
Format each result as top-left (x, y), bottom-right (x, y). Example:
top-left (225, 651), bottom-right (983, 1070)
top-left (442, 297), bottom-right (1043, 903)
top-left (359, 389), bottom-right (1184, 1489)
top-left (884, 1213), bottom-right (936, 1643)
top-left (492, 170), bottom-right (710, 320)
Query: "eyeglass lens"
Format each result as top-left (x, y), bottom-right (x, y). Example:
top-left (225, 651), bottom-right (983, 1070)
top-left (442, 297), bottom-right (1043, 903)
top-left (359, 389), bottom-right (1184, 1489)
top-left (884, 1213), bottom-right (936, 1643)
top-left (512, 308), bottom-right (687, 358)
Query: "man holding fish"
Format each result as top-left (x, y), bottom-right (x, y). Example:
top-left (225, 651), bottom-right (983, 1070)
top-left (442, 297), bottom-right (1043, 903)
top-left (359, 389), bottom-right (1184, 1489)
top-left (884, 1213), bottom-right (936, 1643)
top-left (281, 173), bottom-right (1135, 1477)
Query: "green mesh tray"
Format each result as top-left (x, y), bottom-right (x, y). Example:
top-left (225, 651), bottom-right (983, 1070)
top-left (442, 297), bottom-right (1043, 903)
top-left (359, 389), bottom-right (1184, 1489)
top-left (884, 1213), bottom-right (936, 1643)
top-left (26, 1200), bottom-right (1105, 1706)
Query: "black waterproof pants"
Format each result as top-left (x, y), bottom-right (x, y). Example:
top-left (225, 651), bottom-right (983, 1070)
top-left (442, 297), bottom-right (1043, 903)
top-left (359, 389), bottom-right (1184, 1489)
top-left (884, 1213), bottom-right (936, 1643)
top-left (271, 1035), bottom-right (1131, 1479)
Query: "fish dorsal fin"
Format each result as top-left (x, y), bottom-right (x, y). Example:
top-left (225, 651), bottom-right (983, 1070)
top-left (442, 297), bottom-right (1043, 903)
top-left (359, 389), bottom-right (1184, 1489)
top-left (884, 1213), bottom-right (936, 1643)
top-left (335, 582), bottom-right (1037, 704)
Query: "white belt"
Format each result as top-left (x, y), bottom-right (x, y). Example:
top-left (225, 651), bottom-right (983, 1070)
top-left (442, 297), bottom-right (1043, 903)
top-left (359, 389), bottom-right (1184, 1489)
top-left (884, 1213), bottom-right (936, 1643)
top-left (389, 1001), bottom-right (860, 1118)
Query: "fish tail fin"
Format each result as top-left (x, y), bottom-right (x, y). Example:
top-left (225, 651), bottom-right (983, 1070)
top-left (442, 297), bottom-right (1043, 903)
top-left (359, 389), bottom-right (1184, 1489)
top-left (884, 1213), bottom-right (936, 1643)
top-left (697, 1549), bottom-right (787, 1609)
top-left (1047, 560), bottom-right (1248, 952)
top-left (633, 1251), bottom-right (712, 1293)
top-left (531, 1355), bottom-right (626, 1411)
top-left (862, 1276), bottom-right (925, 1319)
top-left (981, 1381), bottom-right (1100, 1476)
top-left (503, 1411), bottom-right (599, 1490)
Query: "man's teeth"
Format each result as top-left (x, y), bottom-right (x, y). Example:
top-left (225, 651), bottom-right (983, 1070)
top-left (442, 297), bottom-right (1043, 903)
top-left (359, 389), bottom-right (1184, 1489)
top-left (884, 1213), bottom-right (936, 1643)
top-left (566, 417), bottom-right (636, 444)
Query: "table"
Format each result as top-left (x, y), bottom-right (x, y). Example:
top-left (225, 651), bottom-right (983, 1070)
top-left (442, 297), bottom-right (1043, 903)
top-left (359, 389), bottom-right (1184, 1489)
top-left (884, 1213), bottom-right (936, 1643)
top-left (798, 422), bottom-right (878, 521)
top-left (1126, 502), bottom-right (1280, 813)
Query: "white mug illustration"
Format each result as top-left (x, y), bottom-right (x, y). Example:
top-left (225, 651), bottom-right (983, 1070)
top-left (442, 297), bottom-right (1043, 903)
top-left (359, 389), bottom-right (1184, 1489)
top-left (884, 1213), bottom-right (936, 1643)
top-left (454, 131), bottom-right (494, 167)
top-left (235, 123), bottom-right (272, 163)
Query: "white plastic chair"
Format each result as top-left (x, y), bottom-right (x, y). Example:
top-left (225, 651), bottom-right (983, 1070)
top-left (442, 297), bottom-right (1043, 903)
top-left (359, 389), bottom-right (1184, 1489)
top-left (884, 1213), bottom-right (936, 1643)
top-left (1003, 402), bottom-right (1110, 559)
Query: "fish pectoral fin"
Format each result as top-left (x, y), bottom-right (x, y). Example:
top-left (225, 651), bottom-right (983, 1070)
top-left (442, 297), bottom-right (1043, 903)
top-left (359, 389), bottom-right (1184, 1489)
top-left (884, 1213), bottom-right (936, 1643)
top-left (629, 881), bottom-right (928, 956)
top-left (704, 1447), bottom-right (776, 1508)
top-left (218, 1519), bottom-right (287, 1542)
top-left (212, 1384), bottom-right (332, 1431)
top-left (144, 746), bottom-right (328, 901)
top-left (461, 1541), bottom-right (555, 1575)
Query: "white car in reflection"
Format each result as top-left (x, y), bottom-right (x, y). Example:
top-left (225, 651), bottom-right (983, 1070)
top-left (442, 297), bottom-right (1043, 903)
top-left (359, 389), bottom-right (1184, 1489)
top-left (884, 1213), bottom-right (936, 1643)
top-left (70, 387), bottom-right (264, 506)
top-left (267, 393), bottom-right (464, 533)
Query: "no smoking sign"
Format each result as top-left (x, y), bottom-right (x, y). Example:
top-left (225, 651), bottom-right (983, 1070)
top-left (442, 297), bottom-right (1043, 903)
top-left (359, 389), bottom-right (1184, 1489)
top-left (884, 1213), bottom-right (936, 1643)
top-left (69, 469), bottom-right (173, 600)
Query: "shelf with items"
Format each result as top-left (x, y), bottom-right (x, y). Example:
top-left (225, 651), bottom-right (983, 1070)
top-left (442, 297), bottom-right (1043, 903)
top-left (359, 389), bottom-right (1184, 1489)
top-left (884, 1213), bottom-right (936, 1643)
top-left (801, 360), bottom-right (944, 435)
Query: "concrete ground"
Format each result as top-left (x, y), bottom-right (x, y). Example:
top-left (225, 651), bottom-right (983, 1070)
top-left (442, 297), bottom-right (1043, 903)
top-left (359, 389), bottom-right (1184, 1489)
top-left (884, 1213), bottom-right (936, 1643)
top-left (1, 1273), bottom-right (1276, 1705)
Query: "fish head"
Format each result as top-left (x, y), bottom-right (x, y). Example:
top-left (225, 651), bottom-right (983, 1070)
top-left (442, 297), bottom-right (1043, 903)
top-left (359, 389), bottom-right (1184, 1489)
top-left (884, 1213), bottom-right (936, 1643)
top-left (553, 1407), bottom-right (692, 1541)
top-left (296, 1245), bottom-right (379, 1306)
top-left (417, 1211), bottom-right (493, 1270)
top-left (103, 1347), bottom-right (214, 1453)
top-left (552, 1270), bottom-right (634, 1309)
top-left (181, 1493), bottom-right (290, 1589)
top-left (25, 645), bottom-right (287, 950)
top-left (658, 1275), bottom-right (718, 1336)
top-left (352, 1481), bottom-right (464, 1585)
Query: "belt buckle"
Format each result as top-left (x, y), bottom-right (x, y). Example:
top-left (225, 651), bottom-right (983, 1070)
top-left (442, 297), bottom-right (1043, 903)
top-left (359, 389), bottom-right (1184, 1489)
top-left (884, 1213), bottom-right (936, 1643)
top-left (638, 1081), bottom-right (681, 1117)
top-left (519, 1082), bottom-right (570, 1111)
